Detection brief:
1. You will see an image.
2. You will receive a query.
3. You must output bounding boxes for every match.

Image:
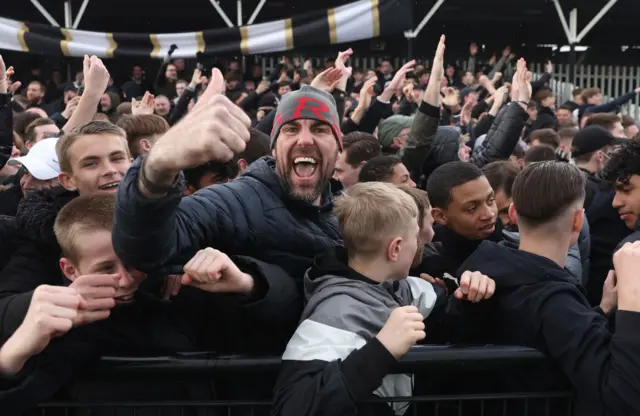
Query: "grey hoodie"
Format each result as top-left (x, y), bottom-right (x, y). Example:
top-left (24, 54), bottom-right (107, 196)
top-left (282, 253), bottom-right (438, 415)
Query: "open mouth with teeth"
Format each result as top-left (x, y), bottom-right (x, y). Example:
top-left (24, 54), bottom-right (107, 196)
top-left (99, 182), bottom-right (120, 191)
top-left (292, 156), bottom-right (318, 180)
top-left (479, 223), bottom-right (496, 234)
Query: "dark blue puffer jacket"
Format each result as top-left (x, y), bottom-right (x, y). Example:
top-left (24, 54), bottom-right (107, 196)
top-left (113, 156), bottom-right (344, 282)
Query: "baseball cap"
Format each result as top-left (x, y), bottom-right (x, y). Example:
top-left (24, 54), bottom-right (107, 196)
top-left (571, 125), bottom-right (627, 158)
top-left (8, 137), bottom-right (60, 180)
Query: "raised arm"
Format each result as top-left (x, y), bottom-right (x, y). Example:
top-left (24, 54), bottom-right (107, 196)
top-left (112, 69), bottom-right (251, 273)
top-left (400, 35), bottom-right (444, 184)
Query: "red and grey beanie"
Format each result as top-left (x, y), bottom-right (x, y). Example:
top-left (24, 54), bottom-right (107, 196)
top-left (270, 85), bottom-right (343, 150)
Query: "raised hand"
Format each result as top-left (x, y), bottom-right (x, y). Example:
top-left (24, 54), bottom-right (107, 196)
top-left (83, 55), bottom-right (110, 95)
top-left (334, 48), bottom-right (353, 91)
top-left (510, 58), bottom-right (532, 104)
top-left (132, 91), bottom-right (155, 116)
top-left (61, 96), bottom-right (81, 119)
top-left (376, 305), bottom-right (425, 359)
top-left (181, 248), bottom-right (254, 294)
top-left (358, 76), bottom-right (378, 108)
top-left (0, 56), bottom-right (21, 94)
top-left (144, 68), bottom-right (251, 184)
top-left (256, 79), bottom-right (270, 95)
top-left (68, 274), bottom-right (119, 326)
top-left (381, 60), bottom-right (416, 102)
top-left (431, 35), bottom-right (446, 82)
top-left (310, 67), bottom-right (344, 92)
top-left (189, 68), bottom-right (203, 88)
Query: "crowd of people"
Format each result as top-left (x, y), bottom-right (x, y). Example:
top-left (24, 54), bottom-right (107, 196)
top-left (0, 33), bottom-right (639, 415)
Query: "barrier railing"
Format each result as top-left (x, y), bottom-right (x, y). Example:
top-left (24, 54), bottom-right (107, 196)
top-left (36, 345), bottom-right (574, 416)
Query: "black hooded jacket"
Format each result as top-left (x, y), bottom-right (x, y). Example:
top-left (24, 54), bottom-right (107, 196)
top-left (459, 241), bottom-right (640, 416)
top-left (0, 187), bottom-right (77, 342)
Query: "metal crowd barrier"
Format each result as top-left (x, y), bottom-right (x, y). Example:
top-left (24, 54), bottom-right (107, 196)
top-left (36, 345), bottom-right (574, 416)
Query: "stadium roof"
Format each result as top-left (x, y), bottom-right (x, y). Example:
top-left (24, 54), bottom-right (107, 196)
top-left (6, 0), bottom-right (640, 46)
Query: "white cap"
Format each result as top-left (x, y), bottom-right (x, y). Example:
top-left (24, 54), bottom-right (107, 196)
top-left (8, 137), bottom-right (60, 180)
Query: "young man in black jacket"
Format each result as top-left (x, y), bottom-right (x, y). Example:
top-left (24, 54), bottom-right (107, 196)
top-left (460, 161), bottom-right (640, 416)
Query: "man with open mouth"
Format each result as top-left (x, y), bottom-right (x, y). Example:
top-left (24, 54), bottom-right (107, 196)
top-left (113, 71), bottom-right (345, 354)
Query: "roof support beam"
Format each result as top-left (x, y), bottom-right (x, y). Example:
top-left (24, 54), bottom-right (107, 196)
top-left (247, 0), bottom-right (267, 25)
top-left (576, 0), bottom-right (617, 43)
top-left (64, 1), bottom-right (73, 28)
top-left (404, 0), bottom-right (446, 39)
top-left (552, 0), bottom-right (618, 44)
top-left (73, 0), bottom-right (90, 29)
top-left (30, 0), bottom-right (60, 27)
top-left (552, 0), bottom-right (572, 43)
top-left (207, 0), bottom-right (235, 28)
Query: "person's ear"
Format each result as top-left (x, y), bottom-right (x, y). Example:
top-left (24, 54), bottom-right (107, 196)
top-left (387, 237), bottom-right (403, 262)
top-left (271, 149), bottom-right (276, 157)
top-left (60, 258), bottom-right (79, 281)
top-left (237, 158), bottom-right (249, 173)
top-left (573, 208), bottom-right (584, 234)
top-left (393, 136), bottom-right (404, 148)
top-left (183, 184), bottom-right (196, 196)
top-left (431, 207), bottom-right (447, 226)
top-left (25, 141), bottom-right (34, 150)
top-left (140, 138), bottom-right (153, 155)
top-left (508, 203), bottom-right (519, 226)
top-left (58, 172), bottom-right (77, 192)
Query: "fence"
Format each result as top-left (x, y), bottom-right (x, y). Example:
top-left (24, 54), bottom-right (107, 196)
top-left (256, 55), bottom-right (640, 120)
top-left (35, 345), bottom-right (574, 416)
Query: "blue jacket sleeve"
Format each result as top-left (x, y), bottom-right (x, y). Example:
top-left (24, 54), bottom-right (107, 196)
top-left (113, 157), bottom-right (246, 274)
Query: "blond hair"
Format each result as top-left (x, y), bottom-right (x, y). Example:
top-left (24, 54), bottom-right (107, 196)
top-left (54, 193), bottom-right (116, 263)
top-left (333, 182), bottom-right (418, 256)
top-left (56, 121), bottom-right (129, 174)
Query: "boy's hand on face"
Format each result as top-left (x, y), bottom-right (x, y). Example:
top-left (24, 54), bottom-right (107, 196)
top-left (69, 274), bottom-right (119, 326)
top-left (181, 248), bottom-right (254, 294)
top-left (455, 271), bottom-right (496, 303)
top-left (376, 305), bottom-right (425, 359)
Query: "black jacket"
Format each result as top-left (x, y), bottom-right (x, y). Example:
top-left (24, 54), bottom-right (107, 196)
top-left (460, 241), bottom-right (640, 416)
top-left (581, 169), bottom-right (631, 306)
top-left (413, 222), bottom-right (504, 283)
top-left (113, 156), bottom-right (343, 283)
top-left (531, 106), bottom-right (557, 131)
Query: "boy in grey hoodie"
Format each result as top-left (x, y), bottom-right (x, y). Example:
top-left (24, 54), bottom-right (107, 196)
top-left (272, 182), bottom-right (495, 416)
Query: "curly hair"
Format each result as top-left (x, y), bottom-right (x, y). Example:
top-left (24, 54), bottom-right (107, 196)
top-left (602, 139), bottom-right (640, 184)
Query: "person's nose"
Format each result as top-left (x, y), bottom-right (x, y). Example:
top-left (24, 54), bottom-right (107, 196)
top-left (117, 266), bottom-right (134, 288)
top-left (102, 161), bottom-right (118, 177)
top-left (612, 193), bottom-right (624, 210)
top-left (408, 178), bottom-right (416, 188)
top-left (295, 128), bottom-right (314, 146)
top-left (479, 204), bottom-right (496, 221)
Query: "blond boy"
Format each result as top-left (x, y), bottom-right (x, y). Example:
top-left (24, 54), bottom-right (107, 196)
top-left (273, 182), bottom-right (494, 416)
